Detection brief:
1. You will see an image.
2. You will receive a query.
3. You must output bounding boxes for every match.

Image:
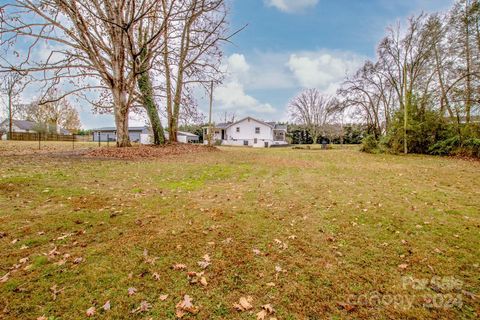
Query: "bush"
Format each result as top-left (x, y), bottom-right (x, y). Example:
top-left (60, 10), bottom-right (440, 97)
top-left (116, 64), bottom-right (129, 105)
top-left (428, 135), bottom-right (461, 156)
top-left (456, 138), bottom-right (480, 157)
top-left (360, 134), bottom-right (379, 153)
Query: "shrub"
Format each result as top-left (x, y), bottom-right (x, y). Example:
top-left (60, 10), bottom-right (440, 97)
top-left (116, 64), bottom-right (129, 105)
top-left (360, 134), bottom-right (379, 153)
top-left (428, 135), bottom-right (461, 155)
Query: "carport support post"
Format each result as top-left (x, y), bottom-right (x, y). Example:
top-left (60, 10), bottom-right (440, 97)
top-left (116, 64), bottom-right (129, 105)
top-left (107, 134), bottom-right (109, 147)
top-left (98, 132), bottom-right (101, 147)
top-left (72, 134), bottom-right (75, 150)
top-left (38, 132), bottom-right (41, 150)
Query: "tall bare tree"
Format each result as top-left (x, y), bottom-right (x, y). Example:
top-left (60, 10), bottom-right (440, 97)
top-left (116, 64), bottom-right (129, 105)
top-left (0, 71), bottom-right (29, 138)
top-left (160, 0), bottom-right (228, 143)
top-left (26, 88), bottom-right (81, 133)
top-left (289, 89), bottom-right (337, 144)
top-left (0, 0), bottom-right (169, 146)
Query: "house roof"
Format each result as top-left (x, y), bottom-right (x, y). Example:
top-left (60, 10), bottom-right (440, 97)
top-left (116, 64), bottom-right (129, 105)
top-left (93, 126), bottom-right (148, 132)
top-left (268, 123), bottom-right (288, 130)
top-left (12, 119), bottom-right (36, 131)
top-left (202, 117), bottom-right (287, 131)
top-left (0, 119), bottom-right (70, 134)
top-left (177, 131), bottom-right (199, 138)
top-left (226, 117), bottom-right (274, 129)
top-left (215, 122), bottom-right (231, 129)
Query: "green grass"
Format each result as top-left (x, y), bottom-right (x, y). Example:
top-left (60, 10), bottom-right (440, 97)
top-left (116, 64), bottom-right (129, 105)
top-left (0, 144), bottom-right (479, 319)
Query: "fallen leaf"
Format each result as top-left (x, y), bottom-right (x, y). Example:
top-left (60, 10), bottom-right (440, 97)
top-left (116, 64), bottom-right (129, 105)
top-left (176, 295), bottom-right (198, 318)
top-left (257, 310), bottom-right (268, 320)
top-left (48, 247), bottom-right (60, 257)
top-left (86, 307), bottom-right (96, 317)
top-left (131, 301), bottom-right (151, 313)
top-left (233, 296), bottom-right (253, 312)
top-left (128, 287), bottom-right (137, 296)
top-left (50, 285), bottom-right (64, 301)
top-left (73, 257), bottom-right (84, 264)
top-left (200, 276), bottom-right (208, 287)
top-left (159, 294), bottom-right (169, 301)
top-left (0, 272), bottom-right (10, 283)
top-left (102, 300), bottom-right (111, 311)
top-left (172, 264), bottom-right (187, 271)
top-left (398, 264), bottom-right (408, 270)
top-left (152, 272), bottom-right (161, 280)
top-left (197, 260), bottom-right (211, 269)
top-left (252, 248), bottom-right (261, 255)
top-left (262, 304), bottom-right (275, 314)
top-left (36, 316), bottom-right (47, 320)
top-left (337, 302), bottom-right (356, 312)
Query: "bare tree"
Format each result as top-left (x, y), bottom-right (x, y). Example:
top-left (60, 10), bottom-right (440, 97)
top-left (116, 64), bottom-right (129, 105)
top-left (218, 110), bottom-right (236, 123)
top-left (289, 89), bottom-right (337, 144)
top-left (160, 0), bottom-right (229, 143)
top-left (339, 61), bottom-right (395, 138)
top-left (0, 71), bottom-right (29, 137)
top-left (376, 14), bottom-right (439, 153)
top-left (0, 0), bottom-right (170, 147)
top-left (26, 88), bottom-right (81, 133)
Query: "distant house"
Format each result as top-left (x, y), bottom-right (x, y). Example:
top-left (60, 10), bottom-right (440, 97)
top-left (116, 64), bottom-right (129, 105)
top-left (164, 131), bottom-right (200, 144)
top-left (92, 126), bottom-right (150, 143)
top-left (203, 116), bottom-right (288, 148)
top-left (92, 126), bottom-right (199, 144)
top-left (0, 119), bottom-right (70, 139)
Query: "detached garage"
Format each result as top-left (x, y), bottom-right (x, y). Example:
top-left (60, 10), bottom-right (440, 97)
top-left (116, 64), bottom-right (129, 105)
top-left (164, 131), bottom-right (199, 143)
top-left (92, 126), bottom-right (150, 143)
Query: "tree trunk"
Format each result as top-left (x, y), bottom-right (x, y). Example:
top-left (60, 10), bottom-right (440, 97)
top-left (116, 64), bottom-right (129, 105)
top-left (464, 0), bottom-right (473, 124)
top-left (137, 68), bottom-right (165, 145)
top-left (113, 89), bottom-right (131, 147)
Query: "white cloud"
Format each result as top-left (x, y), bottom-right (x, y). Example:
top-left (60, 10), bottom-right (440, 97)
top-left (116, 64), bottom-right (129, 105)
top-left (214, 54), bottom-right (276, 116)
top-left (208, 50), bottom-right (365, 121)
top-left (287, 51), bottom-right (365, 92)
top-left (215, 81), bottom-right (276, 114)
top-left (227, 53), bottom-right (250, 76)
top-left (264, 0), bottom-right (319, 13)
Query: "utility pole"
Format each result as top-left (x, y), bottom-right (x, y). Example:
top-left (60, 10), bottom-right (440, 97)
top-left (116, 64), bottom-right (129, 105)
top-left (8, 92), bottom-right (12, 140)
top-left (208, 80), bottom-right (214, 147)
top-left (403, 65), bottom-right (408, 155)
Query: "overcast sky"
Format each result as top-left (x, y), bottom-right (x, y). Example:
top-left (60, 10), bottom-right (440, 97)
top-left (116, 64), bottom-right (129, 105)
top-left (2, 0), bottom-right (455, 129)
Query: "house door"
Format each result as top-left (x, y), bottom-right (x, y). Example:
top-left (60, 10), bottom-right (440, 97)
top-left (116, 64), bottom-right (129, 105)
top-left (264, 142), bottom-right (269, 148)
top-left (221, 130), bottom-right (225, 140)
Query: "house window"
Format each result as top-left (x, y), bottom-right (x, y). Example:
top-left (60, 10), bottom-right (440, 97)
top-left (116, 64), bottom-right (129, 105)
top-left (255, 127), bottom-right (260, 134)
top-left (243, 140), bottom-right (248, 146)
top-left (236, 127), bottom-right (240, 133)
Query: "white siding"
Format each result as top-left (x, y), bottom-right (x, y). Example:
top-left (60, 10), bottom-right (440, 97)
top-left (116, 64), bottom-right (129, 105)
top-left (226, 118), bottom-right (273, 142)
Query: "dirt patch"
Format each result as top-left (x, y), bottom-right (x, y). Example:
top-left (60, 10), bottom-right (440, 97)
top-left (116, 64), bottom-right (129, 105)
top-left (84, 144), bottom-right (218, 159)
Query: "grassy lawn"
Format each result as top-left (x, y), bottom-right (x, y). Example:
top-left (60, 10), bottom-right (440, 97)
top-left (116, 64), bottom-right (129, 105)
top-left (0, 143), bottom-right (479, 319)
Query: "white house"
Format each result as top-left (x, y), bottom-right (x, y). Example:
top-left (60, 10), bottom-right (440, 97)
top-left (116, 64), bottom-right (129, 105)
top-left (203, 117), bottom-right (288, 148)
top-left (0, 119), bottom-right (70, 140)
top-left (92, 126), bottom-right (199, 144)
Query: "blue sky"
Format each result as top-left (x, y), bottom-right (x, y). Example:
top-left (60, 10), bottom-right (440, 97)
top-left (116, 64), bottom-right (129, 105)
top-left (2, 0), bottom-right (455, 128)
top-left (205, 0), bottom-right (454, 125)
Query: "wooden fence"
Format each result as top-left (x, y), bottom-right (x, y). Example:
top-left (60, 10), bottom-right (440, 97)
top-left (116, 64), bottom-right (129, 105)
top-left (7, 132), bottom-right (92, 142)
